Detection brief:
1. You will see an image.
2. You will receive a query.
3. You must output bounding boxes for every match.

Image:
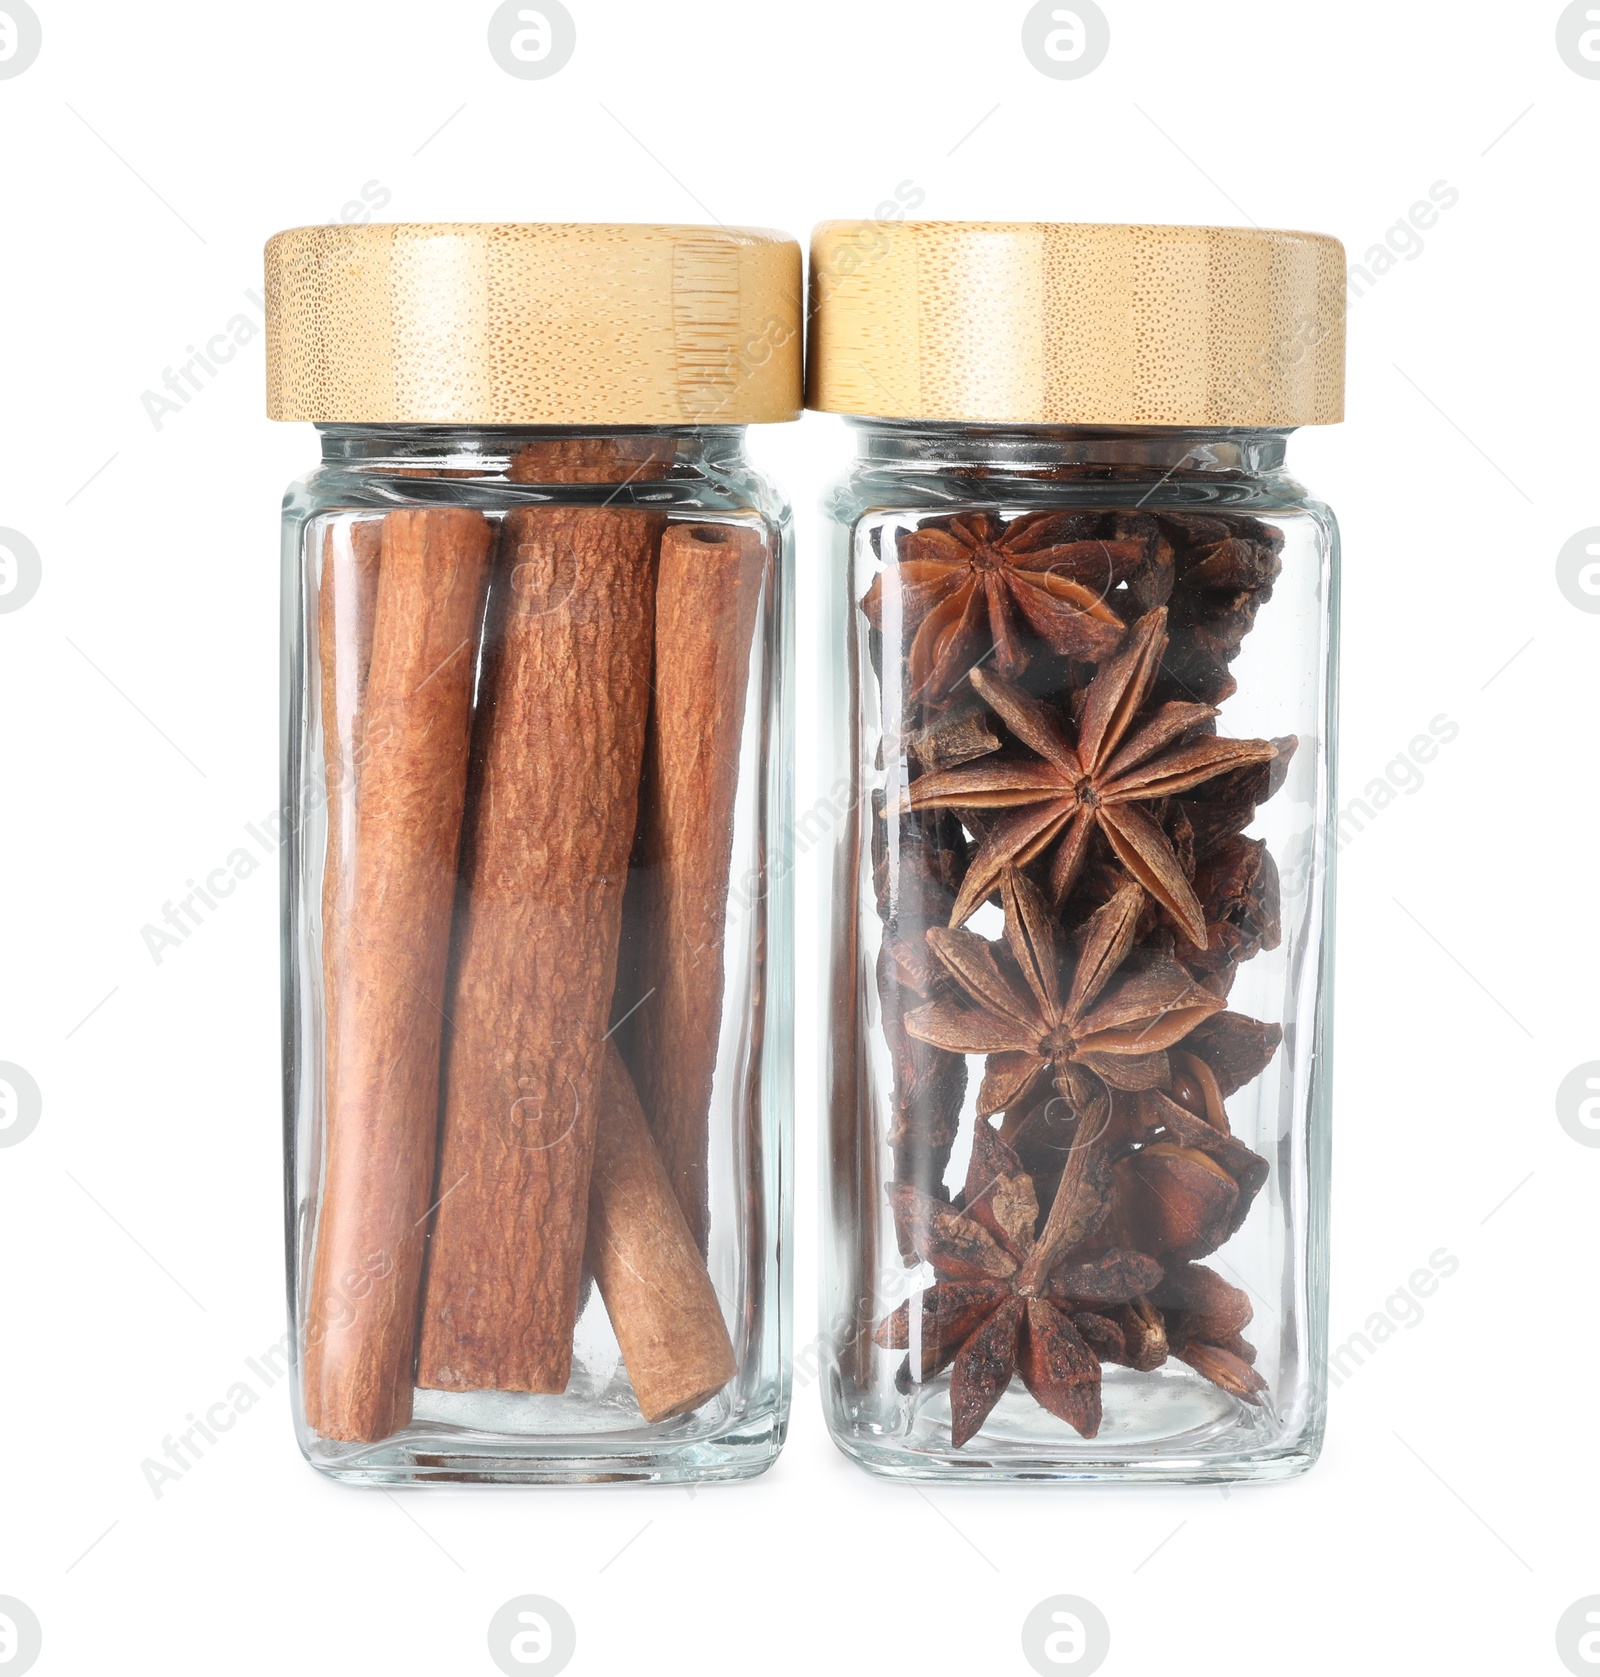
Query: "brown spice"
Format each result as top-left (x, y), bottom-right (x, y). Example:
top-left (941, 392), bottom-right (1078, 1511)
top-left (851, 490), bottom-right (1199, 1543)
top-left (508, 436), bottom-right (678, 485)
top-left (830, 758), bottom-right (881, 1393)
top-left (874, 817), bottom-right (969, 1213)
top-left (587, 1045), bottom-right (736, 1421)
top-left (417, 504), bottom-right (662, 1394)
top-left (621, 522), bottom-right (767, 1247)
top-left (868, 502), bottom-right (1295, 1444)
top-left (905, 871), bottom-right (1227, 1127)
top-left (303, 508), bottom-right (493, 1443)
top-left (904, 609), bottom-right (1278, 938)
top-left (875, 1122), bottom-right (1166, 1445)
top-left (315, 518), bottom-right (383, 1087)
top-left (863, 511), bottom-right (1132, 705)
top-left (316, 519), bottom-right (383, 883)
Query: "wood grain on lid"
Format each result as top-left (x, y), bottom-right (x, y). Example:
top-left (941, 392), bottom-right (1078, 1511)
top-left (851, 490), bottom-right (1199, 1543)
top-left (265, 223), bottom-right (802, 425)
top-left (807, 221), bottom-right (1345, 426)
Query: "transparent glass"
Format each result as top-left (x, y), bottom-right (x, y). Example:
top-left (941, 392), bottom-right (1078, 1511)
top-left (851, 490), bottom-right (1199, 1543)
top-left (281, 425), bottom-right (792, 1483)
top-left (821, 421), bottom-right (1337, 1482)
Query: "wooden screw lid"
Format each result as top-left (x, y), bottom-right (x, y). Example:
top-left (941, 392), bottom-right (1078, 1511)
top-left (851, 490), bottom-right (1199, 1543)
top-left (265, 223), bottom-right (802, 425)
top-left (807, 221), bottom-right (1345, 427)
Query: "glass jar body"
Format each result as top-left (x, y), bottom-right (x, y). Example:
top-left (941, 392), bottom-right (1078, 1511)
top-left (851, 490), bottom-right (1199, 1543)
top-left (821, 422), bottom-right (1336, 1483)
top-left (282, 426), bottom-right (792, 1484)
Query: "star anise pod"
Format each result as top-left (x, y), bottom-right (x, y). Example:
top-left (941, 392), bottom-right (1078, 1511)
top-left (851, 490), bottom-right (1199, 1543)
top-left (1108, 1088), bottom-right (1269, 1262)
top-left (1183, 834), bottom-right (1281, 987)
top-left (863, 511), bottom-right (1134, 706)
top-left (1006, 1056), bottom-right (1270, 1267)
top-left (1152, 1262), bottom-right (1268, 1404)
top-left (904, 870), bottom-right (1227, 1128)
top-left (908, 693), bottom-right (1000, 771)
top-left (872, 811), bottom-right (971, 1207)
top-left (874, 1120), bottom-right (1165, 1445)
top-left (1058, 808), bottom-right (1281, 986)
top-left (904, 609), bottom-right (1278, 938)
top-left (1155, 513), bottom-right (1284, 707)
top-left (1177, 733), bottom-right (1297, 859)
top-left (1183, 1009), bottom-right (1284, 1098)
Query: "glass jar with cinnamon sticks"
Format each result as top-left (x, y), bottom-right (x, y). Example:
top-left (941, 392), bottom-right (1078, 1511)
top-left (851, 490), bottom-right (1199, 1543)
top-left (809, 220), bottom-right (1344, 1482)
top-left (266, 222), bottom-right (798, 1483)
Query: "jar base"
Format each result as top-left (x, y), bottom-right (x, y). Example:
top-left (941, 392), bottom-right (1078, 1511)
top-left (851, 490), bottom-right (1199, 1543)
top-left (300, 1407), bottom-right (786, 1487)
top-left (826, 1367), bottom-right (1325, 1485)
top-left (828, 1433), bottom-right (1322, 1486)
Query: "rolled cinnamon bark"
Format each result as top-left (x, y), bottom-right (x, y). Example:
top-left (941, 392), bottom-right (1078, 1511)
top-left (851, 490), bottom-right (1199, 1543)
top-left (622, 522), bottom-right (767, 1247)
top-left (303, 508), bottom-right (493, 1443)
top-left (317, 518), bottom-right (383, 1015)
top-left (588, 1045), bottom-right (736, 1421)
top-left (417, 503), bottom-right (662, 1393)
top-left (312, 519), bottom-right (384, 1423)
top-left (508, 436), bottom-right (677, 485)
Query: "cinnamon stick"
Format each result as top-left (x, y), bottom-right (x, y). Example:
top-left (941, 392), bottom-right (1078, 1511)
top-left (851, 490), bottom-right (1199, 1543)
top-left (417, 504), bottom-right (662, 1393)
top-left (303, 508), bottom-right (493, 1442)
top-left (317, 518), bottom-right (383, 1024)
top-left (508, 436), bottom-right (677, 485)
top-left (622, 522), bottom-right (767, 1247)
top-left (311, 519), bottom-right (383, 1417)
top-left (587, 1045), bottom-right (736, 1421)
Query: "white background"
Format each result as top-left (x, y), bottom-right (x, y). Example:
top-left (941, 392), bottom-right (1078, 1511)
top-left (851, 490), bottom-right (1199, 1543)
top-left (0, 2), bottom-right (1593, 1673)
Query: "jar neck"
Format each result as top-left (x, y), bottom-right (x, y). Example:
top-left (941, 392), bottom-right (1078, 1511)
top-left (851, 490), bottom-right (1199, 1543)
top-left (316, 423), bottom-right (748, 477)
top-left (847, 419), bottom-right (1291, 481)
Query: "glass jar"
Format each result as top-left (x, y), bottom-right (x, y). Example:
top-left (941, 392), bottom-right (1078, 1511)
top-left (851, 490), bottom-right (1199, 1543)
top-left (265, 224), bottom-right (799, 1484)
top-left (809, 221), bottom-right (1344, 1482)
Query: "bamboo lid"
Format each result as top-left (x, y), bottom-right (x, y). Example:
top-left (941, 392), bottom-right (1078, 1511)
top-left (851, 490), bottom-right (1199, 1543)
top-left (807, 221), bottom-right (1345, 427)
top-left (265, 223), bottom-right (802, 425)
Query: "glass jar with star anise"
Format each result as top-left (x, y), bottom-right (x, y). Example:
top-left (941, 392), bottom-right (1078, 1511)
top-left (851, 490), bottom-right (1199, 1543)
top-left (809, 220), bottom-right (1345, 1481)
